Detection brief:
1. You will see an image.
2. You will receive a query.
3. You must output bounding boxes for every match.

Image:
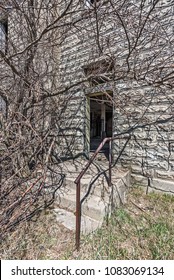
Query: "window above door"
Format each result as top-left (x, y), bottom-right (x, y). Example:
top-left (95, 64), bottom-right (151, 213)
top-left (84, 0), bottom-right (108, 8)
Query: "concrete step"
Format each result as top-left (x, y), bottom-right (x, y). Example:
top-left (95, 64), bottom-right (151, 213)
top-left (53, 208), bottom-right (102, 234)
top-left (64, 175), bottom-right (109, 198)
top-left (55, 168), bottom-right (130, 221)
top-left (57, 159), bottom-right (110, 176)
top-left (64, 168), bottom-right (130, 199)
top-left (89, 152), bottom-right (109, 161)
top-left (55, 187), bottom-right (109, 221)
top-left (53, 162), bottom-right (130, 234)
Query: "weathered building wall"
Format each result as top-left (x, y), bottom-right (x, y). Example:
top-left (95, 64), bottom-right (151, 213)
top-left (112, 81), bottom-right (174, 193)
top-left (57, 0), bottom-right (174, 192)
top-left (1, 1), bottom-right (173, 192)
top-left (57, 0), bottom-right (122, 156)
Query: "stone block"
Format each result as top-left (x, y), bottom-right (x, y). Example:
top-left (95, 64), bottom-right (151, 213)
top-left (149, 178), bottom-right (174, 194)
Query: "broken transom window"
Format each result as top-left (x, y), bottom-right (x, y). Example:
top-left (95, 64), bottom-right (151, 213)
top-left (84, 60), bottom-right (114, 86)
top-left (84, 0), bottom-right (101, 8)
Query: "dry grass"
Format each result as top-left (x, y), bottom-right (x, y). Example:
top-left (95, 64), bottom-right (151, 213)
top-left (1, 187), bottom-right (174, 259)
top-left (0, 209), bottom-right (74, 260)
top-left (73, 187), bottom-right (174, 260)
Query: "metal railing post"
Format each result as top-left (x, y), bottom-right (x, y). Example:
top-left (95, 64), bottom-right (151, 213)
top-left (76, 180), bottom-right (81, 250)
top-left (109, 140), bottom-right (112, 186)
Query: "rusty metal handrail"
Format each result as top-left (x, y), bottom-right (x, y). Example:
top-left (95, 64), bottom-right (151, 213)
top-left (74, 134), bottom-right (131, 250)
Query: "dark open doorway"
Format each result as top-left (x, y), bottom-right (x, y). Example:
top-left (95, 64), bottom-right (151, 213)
top-left (89, 93), bottom-right (113, 153)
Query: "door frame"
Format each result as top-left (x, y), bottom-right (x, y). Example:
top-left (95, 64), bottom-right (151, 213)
top-left (84, 91), bottom-right (113, 157)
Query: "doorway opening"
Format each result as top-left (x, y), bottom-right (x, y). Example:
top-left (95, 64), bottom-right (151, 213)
top-left (89, 92), bottom-right (113, 152)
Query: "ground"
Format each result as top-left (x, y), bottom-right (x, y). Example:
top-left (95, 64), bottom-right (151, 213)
top-left (1, 187), bottom-right (174, 260)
